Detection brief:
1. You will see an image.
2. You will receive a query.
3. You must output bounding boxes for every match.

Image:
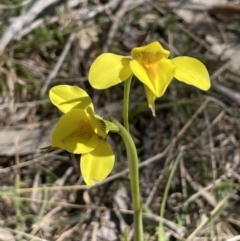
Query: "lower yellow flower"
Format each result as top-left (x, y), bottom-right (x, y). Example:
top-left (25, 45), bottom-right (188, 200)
top-left (50, 85), bottom-right (114, 186)
top-left (89, 41), bottom-right (211, 115)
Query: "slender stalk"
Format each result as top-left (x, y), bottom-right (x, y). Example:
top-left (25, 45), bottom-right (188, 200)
top-left (159, 152), bottom-right (181, 240)
top-left (110, 117), bottom-right (143, 241)
top-left (117, 32), bottom-right (149, 241)
top-left (123, 75), bottom-right (132, 132)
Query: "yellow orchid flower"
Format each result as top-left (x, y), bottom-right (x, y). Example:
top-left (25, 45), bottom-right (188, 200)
top-left (49, 85), bottom-right (114, 186)
top-left (89, 41), bottom-right (211, 115)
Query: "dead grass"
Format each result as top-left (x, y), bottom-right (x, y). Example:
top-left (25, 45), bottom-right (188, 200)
top-left (0, 0), bottom-right (240, 240)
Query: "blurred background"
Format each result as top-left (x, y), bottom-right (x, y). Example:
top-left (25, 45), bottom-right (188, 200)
top-left (0, 0), bottom-right (240, 240)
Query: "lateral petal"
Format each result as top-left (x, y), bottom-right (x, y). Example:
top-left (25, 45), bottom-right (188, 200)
top-left (49, 85), bottom-right (93, 113)
top-left (52, 109), bottom-right (99, 154)
top-left (81, 141), bottom-right (115, 186)
top-left (89, 53), bottom-right (132, 89)
top-left (172, 57), bottom-right (211, 90)
top-left (86, 107), bottom-right (106, 139)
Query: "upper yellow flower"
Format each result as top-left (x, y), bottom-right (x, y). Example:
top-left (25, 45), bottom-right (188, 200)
top-left (89, 41), bottom-right (211, 115)
top-left (49, 85), bottom-right (114, 186)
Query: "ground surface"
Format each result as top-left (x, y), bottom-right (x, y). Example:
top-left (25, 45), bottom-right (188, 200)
top-left (0, 0), bottom-right (240, 240)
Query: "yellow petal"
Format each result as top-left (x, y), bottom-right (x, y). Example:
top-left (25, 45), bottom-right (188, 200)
top-left (49, 85), bottom-right (93, 113)
top-left (80, 140), bottom-right (114, 186)
top-left (89, 53), bottom-right (132, 89)
top-left (130, 58), bottom-right (175, 97)
top-left (52, 109), bottom-right (99, 154)
top-left (86, 107), bottom-right (106, 138)
top-left (172, 57), bottom-right (211, 90)
top-left (144, 85), bottom-right (157, 116)
top-left (131, 41), bottom-right (170, 61)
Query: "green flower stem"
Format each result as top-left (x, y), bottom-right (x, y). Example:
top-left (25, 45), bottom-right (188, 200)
top-left (123, 75), bottom-right (133, 132)
top-left (110, 117), bottom-right (143, 241)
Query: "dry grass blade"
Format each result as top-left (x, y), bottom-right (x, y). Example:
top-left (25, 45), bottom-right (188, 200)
top-left (0, 0), bottom-right (62, 52)
top-left (187, 195), bottom-right (229, 240)
top-left (40, 33), bottom-right (76, 96)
